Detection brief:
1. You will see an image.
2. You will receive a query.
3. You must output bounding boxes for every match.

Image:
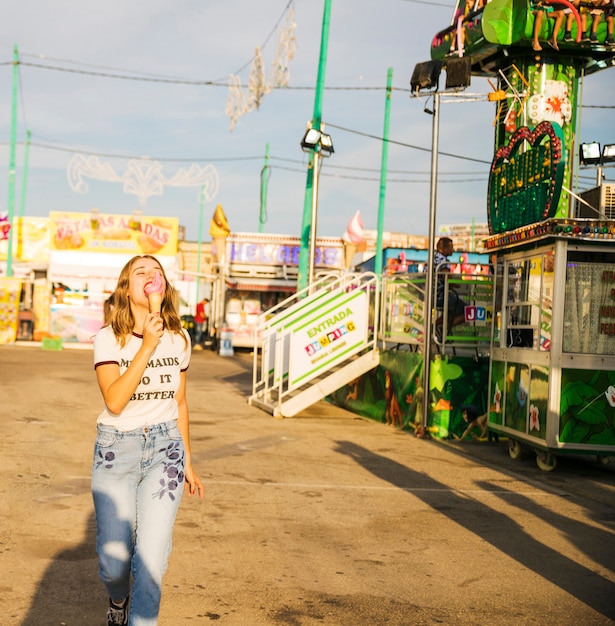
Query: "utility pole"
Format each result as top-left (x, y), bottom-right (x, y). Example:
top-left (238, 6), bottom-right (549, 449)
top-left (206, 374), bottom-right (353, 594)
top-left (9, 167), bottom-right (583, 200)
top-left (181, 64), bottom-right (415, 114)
top-left (19, 129), bottom-right (31, 219)
top-left (375, 67), bottom-right (393, 277)
top-left (422, 92), bottom-right (440, 430)
top-left (6, 44), bottom-right (19, 277)
top-left (196, 185), bottom-right (206, 304)
top-left (259, 142), bottom-right (270, 233)
top-left (297, 0), bottom-right (332, 292)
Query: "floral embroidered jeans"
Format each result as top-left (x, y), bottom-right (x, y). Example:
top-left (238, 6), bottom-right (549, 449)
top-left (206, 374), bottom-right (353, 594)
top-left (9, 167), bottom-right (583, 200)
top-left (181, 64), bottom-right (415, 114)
top-left (91, 420), bottom-right (185, 626)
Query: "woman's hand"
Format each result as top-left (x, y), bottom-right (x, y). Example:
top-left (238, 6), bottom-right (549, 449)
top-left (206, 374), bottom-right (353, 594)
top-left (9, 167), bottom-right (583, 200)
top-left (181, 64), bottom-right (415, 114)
top-left (142, 312), bottom-right (164, 350)
top-left (184, 462), bottom-right (204, 500)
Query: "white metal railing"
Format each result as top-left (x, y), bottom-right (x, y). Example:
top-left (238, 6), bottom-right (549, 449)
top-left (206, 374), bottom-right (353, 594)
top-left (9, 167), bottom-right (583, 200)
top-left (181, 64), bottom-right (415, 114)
top-left (380, 265), bottom-right (494, 353)
top-left (250, 271), bottom-right (380, 410)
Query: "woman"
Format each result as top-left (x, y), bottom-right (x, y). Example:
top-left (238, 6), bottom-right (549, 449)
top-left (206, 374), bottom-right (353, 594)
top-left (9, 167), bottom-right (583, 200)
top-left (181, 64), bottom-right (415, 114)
top-left (91, 255), bottom-right (204, 626)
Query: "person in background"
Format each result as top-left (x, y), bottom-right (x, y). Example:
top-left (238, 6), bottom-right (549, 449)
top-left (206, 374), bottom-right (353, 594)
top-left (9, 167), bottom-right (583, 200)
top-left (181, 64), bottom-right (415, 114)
top-left (434, 237), bottom-right (467, 335)
top-left (193, 297), bottom-right (209, 348)
top-left (532, 1), bottom-right (566, 50)
top-left (91, 254), bottom-right (204, 626)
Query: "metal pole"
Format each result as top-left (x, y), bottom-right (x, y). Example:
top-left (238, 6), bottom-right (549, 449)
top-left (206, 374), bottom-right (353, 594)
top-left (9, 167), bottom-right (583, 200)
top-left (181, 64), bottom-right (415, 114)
top-left (308, 150), bottom-right (321, 289)
top-left (298, 0), bottom-right (332, 292)
top-left (259, 142), bottom-right (270, 233)
top-left (6, 44), bottom-right (18, 277)
top-left (19, 129), bottom-right (30, 219)
top-left (422, 92), bottom-right (440, 430)
top-left (375, 67), bottom-right (393, 277)
top-left (196, 185), bottom-right (206, 304)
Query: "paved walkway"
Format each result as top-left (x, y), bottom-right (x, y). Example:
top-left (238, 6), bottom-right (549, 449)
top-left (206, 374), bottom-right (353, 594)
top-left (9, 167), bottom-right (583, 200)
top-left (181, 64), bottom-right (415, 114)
top-left (1, 343), bottom-right (614, 625)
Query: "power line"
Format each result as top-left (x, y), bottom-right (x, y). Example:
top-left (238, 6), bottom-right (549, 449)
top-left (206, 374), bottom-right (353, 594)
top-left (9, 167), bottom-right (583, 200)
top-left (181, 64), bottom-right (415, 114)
top-left (11, 57), bottom-right (615, 106)
top-left (325, 122), bottom-right (493, 164)
top-left (17, 60), bottom-right (395, 91)
top-left (272, 163), bottom-right (487, 183)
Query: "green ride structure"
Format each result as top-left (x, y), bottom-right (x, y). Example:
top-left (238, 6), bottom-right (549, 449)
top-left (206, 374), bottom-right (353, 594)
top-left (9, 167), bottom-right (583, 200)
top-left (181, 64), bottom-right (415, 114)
top-left (425, 0), bottom-right (615, 469)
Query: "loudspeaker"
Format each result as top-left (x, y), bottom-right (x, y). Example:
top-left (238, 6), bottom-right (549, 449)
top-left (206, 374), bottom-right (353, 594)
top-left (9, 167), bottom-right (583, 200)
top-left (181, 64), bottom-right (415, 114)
top-left (445, 57), bottom-right (472, 90)
top-left (410, 60), bottom-right (442, 93)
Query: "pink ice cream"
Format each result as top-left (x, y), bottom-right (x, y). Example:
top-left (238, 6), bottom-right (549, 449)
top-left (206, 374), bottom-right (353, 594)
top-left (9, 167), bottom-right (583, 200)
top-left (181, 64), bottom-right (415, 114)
top-left (342, 210), bottom-right (364, 244)
top-left (342, 211), bottom-right (364, 269)
top-left (144, 271), bottom-right (164, 314)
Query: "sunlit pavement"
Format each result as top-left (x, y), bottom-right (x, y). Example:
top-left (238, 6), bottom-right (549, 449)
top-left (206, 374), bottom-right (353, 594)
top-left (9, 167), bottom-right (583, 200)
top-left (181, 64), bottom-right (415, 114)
top-left (2, 344), bottom-right (614, 625)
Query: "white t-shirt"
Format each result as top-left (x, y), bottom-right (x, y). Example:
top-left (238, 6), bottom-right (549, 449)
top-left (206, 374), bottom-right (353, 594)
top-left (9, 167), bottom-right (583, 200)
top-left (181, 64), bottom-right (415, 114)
top-left (94, 325), bottom-right (191, 431)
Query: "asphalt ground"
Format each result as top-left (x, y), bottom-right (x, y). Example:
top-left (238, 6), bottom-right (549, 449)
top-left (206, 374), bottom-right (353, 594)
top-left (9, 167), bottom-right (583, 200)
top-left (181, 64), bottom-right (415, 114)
top-left (1, 343), bottom-right (615, 626)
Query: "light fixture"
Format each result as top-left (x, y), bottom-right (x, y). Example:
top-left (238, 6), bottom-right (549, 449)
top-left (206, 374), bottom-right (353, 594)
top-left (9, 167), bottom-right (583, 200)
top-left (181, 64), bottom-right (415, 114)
top-left (301, 126), bottom-right (322, 151)
top-left (319, 132), bottom-right (334, 156)
top-left (602, 143), bottom-right (615, 163)
top-left (579, 142), bottom-right (601, 165)
top-left (445, 57), bottom-right (472, 90)
top-left (300, 123), bottom-right (334, 157)
top-left (410, 60), bottom-right (442, 93)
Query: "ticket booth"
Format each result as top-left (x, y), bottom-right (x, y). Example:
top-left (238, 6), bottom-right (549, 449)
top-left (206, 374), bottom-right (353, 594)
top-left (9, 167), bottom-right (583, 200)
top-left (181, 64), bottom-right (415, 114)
top-left (486, 220), bottom-right (615, 470)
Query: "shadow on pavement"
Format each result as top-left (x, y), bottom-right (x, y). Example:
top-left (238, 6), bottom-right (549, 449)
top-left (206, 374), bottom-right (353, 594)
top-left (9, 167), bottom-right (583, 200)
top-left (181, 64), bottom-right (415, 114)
top-left (334, 439), bottom-right (615, 623)
top-left (20, 513), bottom-right (103, 626)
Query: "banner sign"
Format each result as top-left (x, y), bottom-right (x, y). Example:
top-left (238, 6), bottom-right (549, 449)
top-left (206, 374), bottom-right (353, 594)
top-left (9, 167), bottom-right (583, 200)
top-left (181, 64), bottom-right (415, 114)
top-left (227, 233), bottom-right (345, 270)
top-left (49, 212), bottom-right (179, 256)
top-left (0, 278), bottom-right (22, 345)
top-left (288, 289), bottom-right (368, 387)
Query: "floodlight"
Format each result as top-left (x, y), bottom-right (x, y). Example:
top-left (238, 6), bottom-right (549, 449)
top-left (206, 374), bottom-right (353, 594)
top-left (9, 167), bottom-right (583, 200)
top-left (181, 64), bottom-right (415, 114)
top-left (580, 142), bottom-right (601, 165)
top-left (300, 124), bottom-right (334, 157)
top-left (301, 126), bottom-right (322, 151)
top-left (445, 57), bottom-right (472, 90)
top-left (319, 132), bottom-right (334, 156)
top-left (410, 60), bottom-right (442, 93)
top-left (602, 144), bottom-right (615, 163)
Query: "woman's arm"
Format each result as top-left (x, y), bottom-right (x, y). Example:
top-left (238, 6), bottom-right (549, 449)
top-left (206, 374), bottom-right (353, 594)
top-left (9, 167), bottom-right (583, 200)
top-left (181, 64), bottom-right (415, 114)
top-left (176, 371), bottom-right (204, 499)
top-left (96, 313), bottom-right (163, 415)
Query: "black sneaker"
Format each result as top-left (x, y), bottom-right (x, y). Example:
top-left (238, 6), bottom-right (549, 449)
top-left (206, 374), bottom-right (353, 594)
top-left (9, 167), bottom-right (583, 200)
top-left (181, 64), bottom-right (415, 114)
top-left (582, 32), bottom-right (591, 42)
top-left (107, 597), bottom-right (129, 626)
top-left (590, 32), bottom-right (598, 42)
top-left (563, 31), bottom-right (573, 42)
top-left (607, 37), bottom-right (615, 47)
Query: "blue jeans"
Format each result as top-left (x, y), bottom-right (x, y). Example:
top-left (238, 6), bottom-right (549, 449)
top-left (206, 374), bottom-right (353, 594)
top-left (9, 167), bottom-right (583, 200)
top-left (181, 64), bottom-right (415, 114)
top-left (91, 421), bottom-right (185, 626)
top-left (194, 322), bottom-right (204, 345)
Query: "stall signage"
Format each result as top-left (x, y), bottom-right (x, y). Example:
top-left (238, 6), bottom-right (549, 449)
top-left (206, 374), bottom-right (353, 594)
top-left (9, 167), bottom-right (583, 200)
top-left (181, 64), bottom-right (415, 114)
top-left (488, 121), bottom-right (565, 235)
top-left (0, 213), bottom-right (10, 241)
top-left (288, 290), bottom-right (368, 386)
top-left (0, 278), bottom-right (21, 345)
top-left (464, 305), bottom-right (491, 325)
top-left (49, 212), bottom-right (179, 256)
top-left (229, 240), bottom-right (343, 269)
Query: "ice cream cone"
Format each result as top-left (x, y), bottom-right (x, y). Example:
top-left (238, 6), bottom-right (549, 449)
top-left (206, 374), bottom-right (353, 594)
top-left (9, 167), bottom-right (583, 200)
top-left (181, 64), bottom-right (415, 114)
top-left (144, 270), bottom-right (164, 314)
top-left (213, 236), bottom-right (227, 265)
top-left (148, 292), bottom-right (162, 315)
top-left (344, 242), bottom-right (357, 270)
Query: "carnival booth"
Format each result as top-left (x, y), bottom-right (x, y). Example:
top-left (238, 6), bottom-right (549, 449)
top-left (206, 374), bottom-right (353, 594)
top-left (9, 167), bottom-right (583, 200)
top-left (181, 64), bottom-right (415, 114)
top-left (222, 233), bottom-right (346, 348)
top-left (486, 221), bottom-right (615, 470)
top-left (46, 211), bottom-right (180, 344)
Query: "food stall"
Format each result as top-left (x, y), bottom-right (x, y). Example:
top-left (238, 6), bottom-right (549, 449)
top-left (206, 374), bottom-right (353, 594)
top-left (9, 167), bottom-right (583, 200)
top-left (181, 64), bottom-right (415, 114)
top-left (222, 233), bottom-right (346, 348)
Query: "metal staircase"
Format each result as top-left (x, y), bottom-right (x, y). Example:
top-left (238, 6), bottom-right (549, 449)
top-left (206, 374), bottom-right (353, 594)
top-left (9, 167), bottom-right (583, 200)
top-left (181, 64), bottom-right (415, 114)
top-left (249, 272), bottom-right (381, 417)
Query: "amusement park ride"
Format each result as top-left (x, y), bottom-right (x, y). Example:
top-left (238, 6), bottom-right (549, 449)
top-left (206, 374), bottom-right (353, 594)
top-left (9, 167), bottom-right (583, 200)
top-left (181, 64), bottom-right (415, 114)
top-left (414, 0), bottom-right (615, 470)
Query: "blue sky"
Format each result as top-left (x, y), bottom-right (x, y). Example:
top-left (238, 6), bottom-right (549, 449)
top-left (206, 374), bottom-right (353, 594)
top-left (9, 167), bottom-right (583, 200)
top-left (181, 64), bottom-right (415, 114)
top-left (0, 0), bottom-right (613, 242)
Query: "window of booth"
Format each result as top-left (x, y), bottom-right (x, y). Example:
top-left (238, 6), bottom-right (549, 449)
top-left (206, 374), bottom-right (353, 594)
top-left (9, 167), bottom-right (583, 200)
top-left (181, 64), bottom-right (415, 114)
top-left (563, 250), bottom-right (615, 356)
top-left (502, 250), bottom-right (553, 351)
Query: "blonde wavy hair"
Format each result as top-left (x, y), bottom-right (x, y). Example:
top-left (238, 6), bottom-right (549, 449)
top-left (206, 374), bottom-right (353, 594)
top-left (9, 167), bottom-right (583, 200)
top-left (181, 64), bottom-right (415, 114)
top-left (108, 255), bottom-right (188, 348)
